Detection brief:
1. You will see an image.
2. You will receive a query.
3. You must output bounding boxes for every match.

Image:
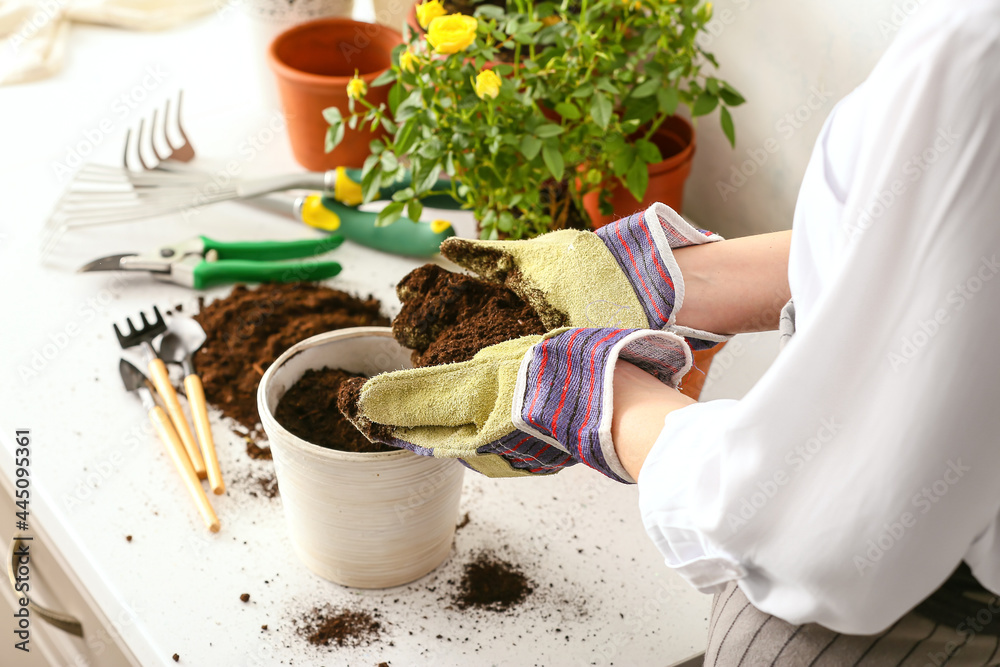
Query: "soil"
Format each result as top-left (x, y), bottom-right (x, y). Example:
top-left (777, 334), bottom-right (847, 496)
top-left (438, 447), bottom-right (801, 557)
top-left (454, 552), bottom-right (534, 611)
top-left (299, 607), bottom-right (382, 648)
top-left (240, 593), bottom-right (250, 602)
top-left (391, 264), bottom-right (546, 368)
top-left (242, 472), bottom-right (280, 499)
top-left (276, 368), bottom-right (395, 453)
top-left (192, 283), bottom-right (389, 451)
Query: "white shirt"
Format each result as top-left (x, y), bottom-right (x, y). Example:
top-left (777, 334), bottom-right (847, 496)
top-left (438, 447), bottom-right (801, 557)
top-left (638, 0), bottom-right (1000, 634)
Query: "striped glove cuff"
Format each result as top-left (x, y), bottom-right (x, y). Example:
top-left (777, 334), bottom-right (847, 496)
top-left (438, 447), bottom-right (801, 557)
top-left (595, 202), bottom-right (731, 351)
top-left (505, 328), bottom-right (692, 484)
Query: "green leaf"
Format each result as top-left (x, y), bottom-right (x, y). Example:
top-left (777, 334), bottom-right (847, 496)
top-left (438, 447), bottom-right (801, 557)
top-left (322, 106), bottom-right (342, 125)
top-left (542, 144), bottom-right (564, 181)
top-left (372, 69), bottom-right (396, 87)
top-left (476, 4), bottom-right (504, 19)
top-left (520, 135), bottom-right (543, 160)
top-left (388, 83), bottom-right (404, 115)
top-left (631, 78), bottom-right (661, 99)
top-left (417, 162), bottom-right (441, 192)
top-left (656, 87), bottom-right (680, 116)
top-left (498, 211), bottom-right (514, 232)
top-left (380, 151), bottom-right (399, 172)
top-left (534, 124), bottom-right (564, 138)
top-left (394, 120), bottom-right (418, 156)
top-left (378, 201), bottom-right (406, 226)
top-left (407, 200), bottom-right (423, 223)
top-left (625, 160), bottom-right (649, 201)
top-left (391, 187), bottom-right (415, 202)
top-left (571, 84), bottom-right (594, 98)
top-left (362, 167), bottom-right (380, 204)
top-left (720, 106), bottom-right (736, 147)
top-left (706, 78), bottom-right (720, 95)
top-left (591, 93), bottom-right (612, 130)
top-left (635, 139), bottom-right (662, 165)
top-left (691, 93), bottom-right (719, 117)
top-left (720, 83), bottom-right (746, 107)
top-left (553, 102), bottom-right (581, 120)
top-left (324, 124), bottom-right (344, 153)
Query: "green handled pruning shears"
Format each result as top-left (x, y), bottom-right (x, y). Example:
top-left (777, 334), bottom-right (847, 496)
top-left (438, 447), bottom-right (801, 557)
top-left (252, 167), bottom-right (464, 258)
top-left (77, 235), bottom-right (344, 289)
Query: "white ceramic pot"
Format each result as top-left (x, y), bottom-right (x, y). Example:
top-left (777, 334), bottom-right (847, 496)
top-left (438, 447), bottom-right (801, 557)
top-left (237, 0), bottom-right (356, 112)
top-left (372, 0), bottom-right (410, 33)
top-left (258, 327), bottom-right (465, 588)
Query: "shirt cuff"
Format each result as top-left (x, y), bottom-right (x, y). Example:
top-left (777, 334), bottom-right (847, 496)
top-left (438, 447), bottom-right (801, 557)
top-left (637, 399), bottom-right (747, 593)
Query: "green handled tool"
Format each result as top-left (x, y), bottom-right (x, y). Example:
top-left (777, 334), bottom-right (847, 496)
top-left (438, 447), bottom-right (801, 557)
top-left (249, 167), bottom-right (463, 258)
top-left (77, 235), bottom-right (344, 289)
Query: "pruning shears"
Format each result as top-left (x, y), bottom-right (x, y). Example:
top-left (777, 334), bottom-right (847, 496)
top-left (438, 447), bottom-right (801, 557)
top-left (251, 167), bottom-right (463, 258)
top-left (78, 235), bottom-right (344, 289)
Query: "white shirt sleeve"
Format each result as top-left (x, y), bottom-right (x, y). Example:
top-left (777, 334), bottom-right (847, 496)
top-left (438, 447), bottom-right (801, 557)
top-left (638, 0), bottom-right (1000, 634)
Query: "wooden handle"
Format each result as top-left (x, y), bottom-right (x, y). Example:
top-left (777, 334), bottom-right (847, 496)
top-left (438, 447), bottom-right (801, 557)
top-left (185, 374), bottom-right (225, 495)
top-left (148, 358), bottom-right (207, 478)
top-left (149, 406), bottom-right (220, 533)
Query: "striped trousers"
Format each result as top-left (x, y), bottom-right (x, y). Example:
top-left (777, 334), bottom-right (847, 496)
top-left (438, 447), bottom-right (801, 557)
top-left (705, 583), bottom-right (1000, 667)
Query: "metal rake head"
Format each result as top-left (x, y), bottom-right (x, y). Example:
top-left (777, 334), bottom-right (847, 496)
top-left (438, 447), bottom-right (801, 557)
top-left (123, 90), bottom-right (195, 172)
top-left (114, 306), bottom-right (167, 349)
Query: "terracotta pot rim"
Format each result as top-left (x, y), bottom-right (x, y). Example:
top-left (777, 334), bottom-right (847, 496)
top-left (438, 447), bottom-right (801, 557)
top-left (268, 17), bottom-right (403, 88)
top-left (646, 115), bottom-right (696, 175)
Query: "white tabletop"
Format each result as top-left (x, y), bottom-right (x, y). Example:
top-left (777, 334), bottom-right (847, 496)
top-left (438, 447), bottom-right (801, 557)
top-left (0, 7), bottom-right (717, 666)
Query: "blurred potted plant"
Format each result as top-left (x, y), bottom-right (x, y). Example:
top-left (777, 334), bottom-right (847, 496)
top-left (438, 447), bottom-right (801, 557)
top-left (326, 0), bottom-right (743, 238)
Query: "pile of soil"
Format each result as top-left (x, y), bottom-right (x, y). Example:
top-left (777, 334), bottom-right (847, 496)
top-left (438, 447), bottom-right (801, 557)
top-left (454, 552), bottom-right (534, 611)
top-left (193, 283), bottom-right (389, 449)
top-left (298, 607), bottom-right (382, 648)
top-left (392, 264), bottom-right (546, 367)
top-left (276, 368), bottom-right (394, 453)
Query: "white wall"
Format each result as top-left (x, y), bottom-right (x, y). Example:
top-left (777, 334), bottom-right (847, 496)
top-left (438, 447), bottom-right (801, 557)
top-left (683, 0), bottom-right (932, 237)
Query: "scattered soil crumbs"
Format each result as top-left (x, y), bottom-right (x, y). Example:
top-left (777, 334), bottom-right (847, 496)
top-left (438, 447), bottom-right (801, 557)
top-left (125, 535), bottom-right (132, 542)
top-left (172, 654), bottom-right (179, 662)
top-left (454, 552), bottom-right (534, 611)
top-left (298, 606), bottom-right (382, 648)
top-left (240, 593), bottom-right (250, 603)
top-left (276, 368), bottom-right (394, 453)
top-left (244, 473), bottom-right (279, 499)
top-left (456, 513), bottom-right (470, 530)
top-left (392, 264), bottom-right (546, 367)
top-left (193, 283), bottom-right (389, 446)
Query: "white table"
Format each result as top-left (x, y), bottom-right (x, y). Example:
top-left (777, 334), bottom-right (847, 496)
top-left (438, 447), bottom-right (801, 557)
top-left (0, 7), bottom-right (737, 666)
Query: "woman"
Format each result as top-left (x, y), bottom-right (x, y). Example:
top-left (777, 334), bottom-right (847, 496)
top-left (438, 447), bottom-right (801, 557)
top-left (340, 1), bottom-right (1000, 663)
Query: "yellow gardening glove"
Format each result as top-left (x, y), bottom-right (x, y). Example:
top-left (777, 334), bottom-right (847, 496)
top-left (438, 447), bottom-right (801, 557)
top-left (441, 202), bottom-right (730, 349)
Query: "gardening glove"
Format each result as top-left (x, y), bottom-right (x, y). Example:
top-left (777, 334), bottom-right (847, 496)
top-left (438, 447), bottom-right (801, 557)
top-left (440, 202), bottom-right (730, 350)
top-left (338, 327), bottom-right (692, 484)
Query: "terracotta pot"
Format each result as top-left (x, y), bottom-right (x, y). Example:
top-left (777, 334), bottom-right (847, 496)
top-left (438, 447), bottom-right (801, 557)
top-left (583, 115), bottom-right (696, 228)
top-left (678, 341), bottom-right (726, 402)
top-left (268, 18), bottom-right (403, 170)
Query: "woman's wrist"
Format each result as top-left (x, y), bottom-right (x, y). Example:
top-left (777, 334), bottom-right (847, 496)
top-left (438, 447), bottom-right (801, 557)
top-left (611, 360), bottom-right (696, 480)
top-left (672, 230), bottom-right (793, 335)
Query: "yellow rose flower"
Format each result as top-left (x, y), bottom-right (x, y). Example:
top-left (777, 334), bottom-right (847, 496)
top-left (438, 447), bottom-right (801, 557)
top-left (426, 14), bottom-right (478, 55)
top-left (399, 49), bottom-right (417, 73)
top-left (474, 69), bottom-right (501, 100)
top-left (415, 0), bottom-right (446, 29)
top-left (346, 74), bottom-right (367, 100)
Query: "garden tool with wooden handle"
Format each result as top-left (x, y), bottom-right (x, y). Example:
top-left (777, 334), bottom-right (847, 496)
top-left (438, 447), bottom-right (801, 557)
top-left (338, 327), bottom-right (692, 484)
top-left (113, 307), bottom-right (207, 478)
top-left (119, 359), bottom-right (219, 532)
top-left (160, 324), bottom-right (223, 495)
top-left (440, 202), bottom-right (732, 351)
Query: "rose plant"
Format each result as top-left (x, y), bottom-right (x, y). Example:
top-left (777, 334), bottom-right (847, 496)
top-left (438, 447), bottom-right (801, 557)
top-left (326, 0), bottom-right (744, 239)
